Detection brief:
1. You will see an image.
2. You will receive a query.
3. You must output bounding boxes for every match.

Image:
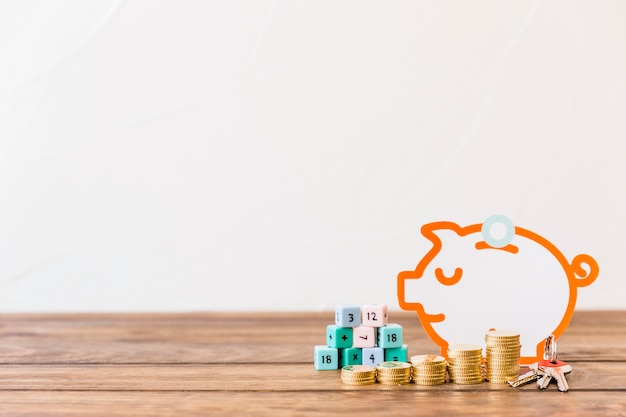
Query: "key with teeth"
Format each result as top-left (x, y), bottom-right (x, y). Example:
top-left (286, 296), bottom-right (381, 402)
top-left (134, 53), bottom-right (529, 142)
top-left (537, 366), bottom-right (553, 389)
top-left (507, 362), bottom-right (546, 388)
top-left (536, 334), bottom-right (573, 392)
top-left (539, 360), bottom-right (572, 392)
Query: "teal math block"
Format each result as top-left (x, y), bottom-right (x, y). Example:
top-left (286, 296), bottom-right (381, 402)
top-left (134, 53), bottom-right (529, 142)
top-left (326, 325), bottom-right (353, 348)
top-left (384, 344), bottom-right (408, 362)
top-left (339, 347), bottom-right (362, 367)
top-left (377, 323), bottom-right (403, 348)
top-left (314, 345), bottom-right (338, 370)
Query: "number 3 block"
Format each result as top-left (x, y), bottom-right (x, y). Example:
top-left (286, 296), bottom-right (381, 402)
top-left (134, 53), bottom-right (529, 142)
top-left (335, 305), bottom-right (361, 327)
top-left (314, 345), bottom-right (338, 370)
top-left (361, 304), bottom-right (388, 327)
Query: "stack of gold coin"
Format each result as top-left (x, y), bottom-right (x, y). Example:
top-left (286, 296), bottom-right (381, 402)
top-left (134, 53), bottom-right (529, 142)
top-left (410, 355), bottom-right (447, 385)
top-left (447, 344), bottom-right (484, 384)
top-left (341, 365), bottom-right (377, 386)
top-left (375, 361), bottom-right (412, 386)
top-left (484, 330), bottom-right (521, 384)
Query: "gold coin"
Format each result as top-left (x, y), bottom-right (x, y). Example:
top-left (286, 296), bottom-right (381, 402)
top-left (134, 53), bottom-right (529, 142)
top-left (412, 360), bottom-right (447, 366)
top-left (485, 330), bottom-right (520, 338)
top-left (342, 379), bottom-right (376, 386)
top-left (448, 344), bottom-right (482, 352)
top-left (342, 365), bottom-right (376, 373)
top-left (377, 361), bottom-right (411, 369)
top-left (414, 380), bottom-right (446, 386)
top-left (413, 374), bottom-right (447, 379)
top-left (410, 355), bottom-right (446, 364)
top-left (412, 370), bottom-right (447, 376)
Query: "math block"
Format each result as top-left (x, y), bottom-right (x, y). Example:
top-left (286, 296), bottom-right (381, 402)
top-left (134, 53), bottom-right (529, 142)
top-left (314, 345), bottom-right (338, 370)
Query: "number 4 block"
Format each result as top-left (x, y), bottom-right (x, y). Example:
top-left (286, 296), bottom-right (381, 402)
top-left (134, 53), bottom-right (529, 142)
top-left (362, 347), bottom-right (384, 366)
top-left (314, 345), bottom-right (338, 370)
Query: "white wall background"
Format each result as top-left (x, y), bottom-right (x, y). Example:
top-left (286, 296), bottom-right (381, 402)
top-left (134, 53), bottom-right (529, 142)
top-left (1, 0), bottom-right (625, 312)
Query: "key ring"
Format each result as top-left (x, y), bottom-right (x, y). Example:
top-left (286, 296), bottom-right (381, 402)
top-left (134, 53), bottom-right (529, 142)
top-left (543, 334), bottom-right (558, 363)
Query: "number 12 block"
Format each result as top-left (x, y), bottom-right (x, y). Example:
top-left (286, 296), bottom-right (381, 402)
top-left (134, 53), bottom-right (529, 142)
top-left (361, 304), bottom-right (388, 327)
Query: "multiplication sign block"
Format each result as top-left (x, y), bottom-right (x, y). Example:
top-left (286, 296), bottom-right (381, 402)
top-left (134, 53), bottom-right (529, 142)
top-left (339, 347), bottom-right (362, 367)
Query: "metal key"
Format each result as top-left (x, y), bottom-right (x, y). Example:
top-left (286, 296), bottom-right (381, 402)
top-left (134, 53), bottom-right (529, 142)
top-left (539, 360), bottom-right (572, 392)
top-left (507, 363), bottom-right (545, 388)
top-left (537, 366), bottom-right (553, 389)
top-left (538, 334), bottom-right (573, 392)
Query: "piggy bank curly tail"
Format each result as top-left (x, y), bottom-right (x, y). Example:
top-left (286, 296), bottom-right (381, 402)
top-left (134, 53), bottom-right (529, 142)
top-left (570, 254), bottom-right (599, 287)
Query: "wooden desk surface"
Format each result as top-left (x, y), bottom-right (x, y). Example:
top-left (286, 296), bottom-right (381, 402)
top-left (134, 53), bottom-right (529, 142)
top-left (0, 311), bottom-right (624, 416)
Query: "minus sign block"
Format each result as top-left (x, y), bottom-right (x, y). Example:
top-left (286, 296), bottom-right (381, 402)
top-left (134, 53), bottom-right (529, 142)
top-left (352, 326), bottom-right (376, 348)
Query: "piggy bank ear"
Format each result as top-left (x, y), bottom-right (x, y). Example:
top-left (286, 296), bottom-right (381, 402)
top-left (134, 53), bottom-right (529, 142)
top-left (421, 221), bottom-right (479, 245)
top-left (570, 253), bottom-right (599, 287)
top-left (421, 221), bottom-right (466, 244)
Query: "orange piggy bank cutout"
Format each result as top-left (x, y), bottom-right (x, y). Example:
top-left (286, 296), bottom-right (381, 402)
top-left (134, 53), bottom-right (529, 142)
top-left (397, 215), bottom-right (599, 365)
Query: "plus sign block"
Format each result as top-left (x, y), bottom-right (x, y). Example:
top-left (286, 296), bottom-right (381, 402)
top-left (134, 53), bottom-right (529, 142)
top-left (326, 325), bottom-right (353, 348)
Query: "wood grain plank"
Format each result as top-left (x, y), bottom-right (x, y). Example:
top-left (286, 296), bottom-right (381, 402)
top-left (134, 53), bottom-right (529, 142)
top-left (1, 311), bottom-right (624, 364)
top-left (0, 391), bottom-right (623, 417)
top-left (0, 363), bottom-right (623, 391)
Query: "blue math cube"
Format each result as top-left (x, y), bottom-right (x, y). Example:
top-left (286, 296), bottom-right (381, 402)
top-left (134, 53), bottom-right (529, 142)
top-left (377, 323), bottom-right (403, 348)
top-left (326, 325), bottom-right (353, 348)
top-left (335, 305), bottom-right (361, 327)
top-left (362, 347), bottom-right (384, 367)
top-left (314, 345), bottom-right (338, 370)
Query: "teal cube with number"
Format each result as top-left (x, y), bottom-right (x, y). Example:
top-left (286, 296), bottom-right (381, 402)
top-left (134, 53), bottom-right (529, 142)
top-left (335, 305), bottom-right (360, 327)
top-left (362, 347), bottom-right (384, 366)
top-left (326, 325), bottom-right (353, 348)
top-left (339, 348), bottom-right (362, 367)
top-left (314, 345), bottom-right (338, 370)
top-left (384, 344), bottom-right (408, 362)
top-left (377, 323), bottom-right (403, 348)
